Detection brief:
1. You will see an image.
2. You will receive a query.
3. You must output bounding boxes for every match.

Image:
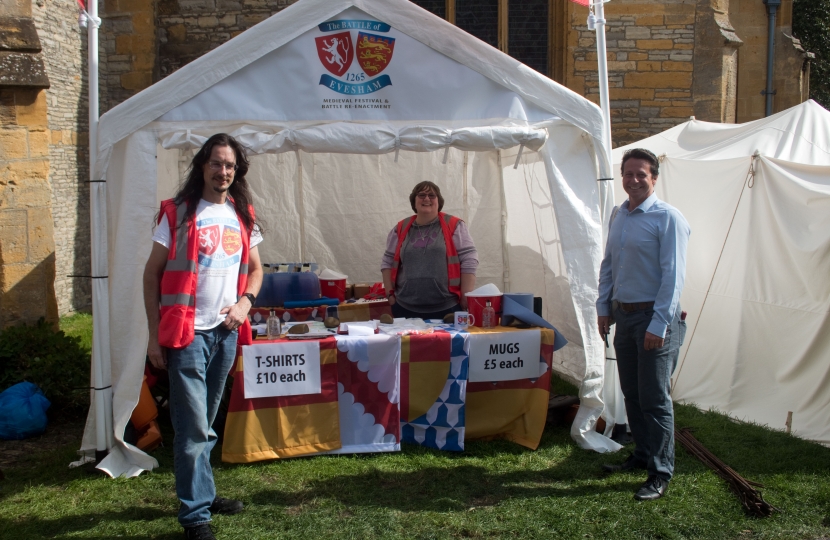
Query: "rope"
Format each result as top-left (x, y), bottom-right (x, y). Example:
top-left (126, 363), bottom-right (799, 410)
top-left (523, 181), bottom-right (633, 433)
top-left (672, 153), bottom-right (760, 393)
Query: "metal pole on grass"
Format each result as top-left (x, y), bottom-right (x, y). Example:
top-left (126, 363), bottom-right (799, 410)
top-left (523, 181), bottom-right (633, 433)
top-left (80, 0), bottom-right (113, 462)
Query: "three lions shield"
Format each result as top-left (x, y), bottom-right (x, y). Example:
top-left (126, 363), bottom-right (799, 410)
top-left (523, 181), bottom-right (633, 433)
top-left (222, 227), bottom-right (242, 256)
top-left (357, 32), bottom-right (395, 76)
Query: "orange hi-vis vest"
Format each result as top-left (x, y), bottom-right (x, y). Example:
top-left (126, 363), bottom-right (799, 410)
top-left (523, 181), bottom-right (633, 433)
top-left (390, 212), bottom-right (462, 302)
top-left (157, 198), bottom-right (253, 349)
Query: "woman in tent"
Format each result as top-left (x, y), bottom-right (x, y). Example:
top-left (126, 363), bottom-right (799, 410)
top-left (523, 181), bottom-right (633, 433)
top-left (381, 181), bottom-right (478, 319)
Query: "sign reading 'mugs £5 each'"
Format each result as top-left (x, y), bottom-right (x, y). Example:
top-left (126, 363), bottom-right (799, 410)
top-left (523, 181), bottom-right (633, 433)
top-left (242, 341), bottom-right (321, 399)
top-left (468, 330), bottom-right (543, 383)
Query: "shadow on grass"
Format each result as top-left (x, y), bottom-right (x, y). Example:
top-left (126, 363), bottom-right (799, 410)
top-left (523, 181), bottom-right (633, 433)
top-left (247, 462), bottom-right (643, 512)
top-left (0, 507), bottom-right (172, 539)
top-left (229, 403), bottom-right (830, 515)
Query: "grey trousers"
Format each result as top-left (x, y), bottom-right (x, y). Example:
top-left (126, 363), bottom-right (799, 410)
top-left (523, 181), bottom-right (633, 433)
top-left (613, 306), bottom-right (686, 481)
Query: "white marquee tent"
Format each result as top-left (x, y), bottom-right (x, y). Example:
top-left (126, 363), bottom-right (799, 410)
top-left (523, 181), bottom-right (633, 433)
top-left (611, 100), bottom-right (830, 445)
top-left (83, 0), bottom-right (624, 477)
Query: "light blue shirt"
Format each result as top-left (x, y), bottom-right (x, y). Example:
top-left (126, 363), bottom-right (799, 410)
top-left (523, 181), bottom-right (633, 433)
top-left (597, 193), bottom-right (690, 338)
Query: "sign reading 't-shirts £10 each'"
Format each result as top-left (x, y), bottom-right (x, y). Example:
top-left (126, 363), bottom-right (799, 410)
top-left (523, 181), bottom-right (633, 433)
top-left (468, 330), bottom-right (542, 382)
top-left (242, 341), bottom-right (321, 399)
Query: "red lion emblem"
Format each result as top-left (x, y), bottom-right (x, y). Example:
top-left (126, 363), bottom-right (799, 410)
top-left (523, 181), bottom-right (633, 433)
top-left (315, 32), bottom-right (353, 77)
top-left (198, 225), bottom-right (220, 256)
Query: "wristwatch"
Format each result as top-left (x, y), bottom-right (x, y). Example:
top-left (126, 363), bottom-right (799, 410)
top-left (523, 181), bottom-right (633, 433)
top-left (240, 292), bottom-right (256, 304)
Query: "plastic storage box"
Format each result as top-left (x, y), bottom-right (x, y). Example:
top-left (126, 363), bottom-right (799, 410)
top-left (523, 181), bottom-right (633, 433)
top-left (255, 272), bottom-right (321, 307)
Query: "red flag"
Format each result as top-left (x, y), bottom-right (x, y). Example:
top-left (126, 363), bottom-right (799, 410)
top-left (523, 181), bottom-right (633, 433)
top-left (77, 0), bottom-right (85, 8)
top-left (570, 0), bottom-right (590, 5)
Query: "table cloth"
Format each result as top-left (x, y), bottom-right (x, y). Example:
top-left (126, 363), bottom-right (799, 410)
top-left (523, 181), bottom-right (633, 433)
top-left (222, 326), bottom-right (554, 463)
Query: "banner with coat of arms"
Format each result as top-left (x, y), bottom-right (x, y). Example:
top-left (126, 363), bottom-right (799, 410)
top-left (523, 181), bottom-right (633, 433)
top-left (316, 19), bottom-right (395, 96)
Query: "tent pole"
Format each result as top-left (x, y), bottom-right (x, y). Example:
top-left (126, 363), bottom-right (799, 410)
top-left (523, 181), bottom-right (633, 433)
top-left (498, 150), bottom-right (510, 293)
top-left (592, 0), bottom-right (613, 172)
top-left (85, 0), bottom-right (112, 462)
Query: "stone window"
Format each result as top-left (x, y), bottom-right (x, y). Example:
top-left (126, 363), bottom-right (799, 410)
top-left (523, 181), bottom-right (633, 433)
top-left (409, 0), bottom-right (552, 77)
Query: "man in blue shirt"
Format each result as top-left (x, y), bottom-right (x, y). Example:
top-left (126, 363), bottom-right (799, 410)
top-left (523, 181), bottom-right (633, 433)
top-left (597, 148), bottom-right (690, 501)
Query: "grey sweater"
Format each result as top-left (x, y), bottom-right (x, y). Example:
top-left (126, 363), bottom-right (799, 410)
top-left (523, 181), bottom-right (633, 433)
top-left (381, 217), bottom-right (479, 313)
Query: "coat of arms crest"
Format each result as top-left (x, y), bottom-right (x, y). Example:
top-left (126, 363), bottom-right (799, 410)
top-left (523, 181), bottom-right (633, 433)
top-left (315, 32), bottom-right (354, 77)
top-left (356, 32), bottom-right (395, 76)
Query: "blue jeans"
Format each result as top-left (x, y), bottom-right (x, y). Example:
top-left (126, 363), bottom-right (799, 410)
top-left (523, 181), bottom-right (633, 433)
top-left (167, 325), bottom-right (238, 527)
top-left (613, 306), bottom-right (685, 481)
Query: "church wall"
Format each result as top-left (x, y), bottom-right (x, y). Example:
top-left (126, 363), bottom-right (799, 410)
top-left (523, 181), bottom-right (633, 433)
top-left (157, 0), bottom-right (295, 79)
top-left (564, 0), bottom-right (745, 147)
top-left (32, 0), bottom-right (92, 315)
top-left (0, 0), bottom-right (59, 326)
top-left (729, 0), bottom-right (810, 122)
top-left (100, 0), bottom-right (156, 112)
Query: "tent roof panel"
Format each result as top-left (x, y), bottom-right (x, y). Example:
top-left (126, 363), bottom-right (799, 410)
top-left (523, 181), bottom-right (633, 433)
top-left (613, 100), bottom-right (830, 165)
top-left (160, 7), bottom-right (554, 124)
top-left (97, 0), bottom-right (609, 174)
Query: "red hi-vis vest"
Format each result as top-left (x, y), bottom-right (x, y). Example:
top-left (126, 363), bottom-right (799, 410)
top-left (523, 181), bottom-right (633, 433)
top-left (157, 199), bottom-right (254, 349)
top-left (390, 212), bottom-right (462, 302)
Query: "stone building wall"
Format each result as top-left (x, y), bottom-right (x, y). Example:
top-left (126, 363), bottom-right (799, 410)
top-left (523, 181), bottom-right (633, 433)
top-left (32, 0), bottom-right (92, 315)
top-left (0, 0), bottom-right (59, 327)
top-left (156, 0), bottom-right (295, 79)
top-left (565, 0), bottom-right (741, 147)
top-left (730, 0), bottom-right (811, 122)
top-left (0, 87), bottom-right (59, 326)
top-left (97, 0), bottom-right (155, 112)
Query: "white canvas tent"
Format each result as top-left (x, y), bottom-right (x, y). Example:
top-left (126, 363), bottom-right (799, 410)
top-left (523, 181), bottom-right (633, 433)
top-left (610, 100), bottom-right (830, 445)
top-left (83, 0), bottom-right (624, 477)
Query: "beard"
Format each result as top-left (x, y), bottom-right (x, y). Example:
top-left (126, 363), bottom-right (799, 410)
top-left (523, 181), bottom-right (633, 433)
top-left (211, 176), bottom-right (232, 193)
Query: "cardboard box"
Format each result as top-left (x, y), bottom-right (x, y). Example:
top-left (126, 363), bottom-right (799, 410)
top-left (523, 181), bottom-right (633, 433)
top-left (353, 283), bottom-right (371, 299)
top-left (345, 284), bottom-right (355, 300)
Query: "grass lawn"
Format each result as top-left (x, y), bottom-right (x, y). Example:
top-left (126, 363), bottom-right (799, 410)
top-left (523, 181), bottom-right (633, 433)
top-left (0, 316), bottom-right (827, 539)
top-left (58, 312), bottom-right (94, 353)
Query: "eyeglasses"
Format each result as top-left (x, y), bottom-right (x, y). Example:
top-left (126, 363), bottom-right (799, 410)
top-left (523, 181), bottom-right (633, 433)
top-left (207, 161), bottom-right (238, 172)
top-left (417, 193), bottom-right (437, 200)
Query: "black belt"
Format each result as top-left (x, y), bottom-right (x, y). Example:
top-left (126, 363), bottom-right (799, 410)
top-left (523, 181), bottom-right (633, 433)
top-left (618, 301), bottom-right (655, 313)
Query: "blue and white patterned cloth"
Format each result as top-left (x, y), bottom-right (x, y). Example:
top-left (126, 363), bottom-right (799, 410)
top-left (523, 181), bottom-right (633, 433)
top-left (402, 330), bottom-right (468, 451)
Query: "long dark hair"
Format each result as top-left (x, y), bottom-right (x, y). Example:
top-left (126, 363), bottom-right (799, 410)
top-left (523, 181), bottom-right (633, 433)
top-left (173, 133), bottom-right (260, 233)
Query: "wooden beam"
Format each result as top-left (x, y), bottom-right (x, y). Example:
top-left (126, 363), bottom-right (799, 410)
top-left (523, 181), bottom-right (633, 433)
top-left (498, 0), bottom-right (508, 53)
top-left (551, 0), bottom-right (567, 83)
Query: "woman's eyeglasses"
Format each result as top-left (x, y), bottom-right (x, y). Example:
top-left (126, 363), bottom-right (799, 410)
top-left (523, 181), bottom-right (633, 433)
top-left (207, 161), bottom-right (238, 172)
top-left (417, 193), bottom-right (437, 200)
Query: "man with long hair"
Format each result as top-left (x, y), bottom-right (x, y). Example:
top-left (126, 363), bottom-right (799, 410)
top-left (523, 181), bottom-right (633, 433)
top-left (143, 133), bottom-right (263, 540)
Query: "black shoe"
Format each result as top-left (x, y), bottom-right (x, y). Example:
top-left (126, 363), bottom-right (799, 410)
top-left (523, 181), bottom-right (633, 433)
top-left (209, 496), bottom-right (244, 515)
top-left (634, 475), bottom-right (669, 501)
top-left (602, 453), bottom-right (647, 473)
top-left (183, 524), bottom-right (216, 540)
